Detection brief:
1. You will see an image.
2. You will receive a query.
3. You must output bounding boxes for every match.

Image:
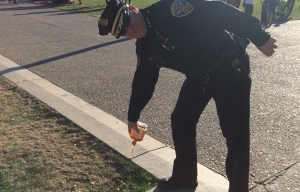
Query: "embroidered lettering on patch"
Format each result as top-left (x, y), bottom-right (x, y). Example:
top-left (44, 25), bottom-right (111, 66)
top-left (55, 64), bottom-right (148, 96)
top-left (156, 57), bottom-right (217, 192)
top-left (171, 0), bottom-right (193, 17)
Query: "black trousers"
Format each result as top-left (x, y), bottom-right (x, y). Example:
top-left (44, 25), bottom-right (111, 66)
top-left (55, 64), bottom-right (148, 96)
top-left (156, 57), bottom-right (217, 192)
top-left (261, 6), bottom-right (267, 25)
top-left (244, 4), bottom-right (253, 16)
top-left (170, 62), bottom-right (251, 192)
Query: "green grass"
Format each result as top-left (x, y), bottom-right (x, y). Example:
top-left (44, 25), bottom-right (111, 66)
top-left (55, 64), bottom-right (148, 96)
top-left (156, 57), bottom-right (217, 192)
top-left (46, 0), bottom-right (300, 21)
top-left (46, 0), bottom-right (157, 16)
top-left (0, 76), bottom-right (157, 192)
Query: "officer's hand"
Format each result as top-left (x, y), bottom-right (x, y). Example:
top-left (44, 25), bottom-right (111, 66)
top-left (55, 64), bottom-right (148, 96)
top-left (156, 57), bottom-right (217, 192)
top-left (258, 37), bottom-right (277, 57)
top-left (128, 121), bottom-right (139, 135)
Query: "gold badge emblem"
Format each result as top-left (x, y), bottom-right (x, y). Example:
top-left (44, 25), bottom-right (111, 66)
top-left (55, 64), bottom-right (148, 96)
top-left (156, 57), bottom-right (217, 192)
top-left (98, 18), bottom-right (108, 26)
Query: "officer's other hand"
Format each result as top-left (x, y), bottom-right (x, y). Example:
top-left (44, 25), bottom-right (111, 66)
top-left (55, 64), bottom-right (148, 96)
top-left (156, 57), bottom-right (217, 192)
top-left (258, 37), bottom-right (277, 57)
top-left (128, 121), bottom-right (139, 135)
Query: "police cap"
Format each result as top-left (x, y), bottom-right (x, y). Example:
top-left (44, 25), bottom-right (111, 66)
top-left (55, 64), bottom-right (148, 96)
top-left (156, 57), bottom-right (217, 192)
top-left (98, 0), bottom-right (129, 38)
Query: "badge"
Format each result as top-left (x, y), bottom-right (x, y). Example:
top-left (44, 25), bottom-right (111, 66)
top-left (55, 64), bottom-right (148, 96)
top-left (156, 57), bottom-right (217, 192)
top-left (171, 0), bottom-right (193, 17)
top-left (99, 18), bottom-right (108, 26)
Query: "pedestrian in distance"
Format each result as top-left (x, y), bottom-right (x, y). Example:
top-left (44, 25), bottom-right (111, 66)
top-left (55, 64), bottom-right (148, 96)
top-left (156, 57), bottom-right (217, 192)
top-left (276, 0), bottom-right (288, 13)
top-left (226, 0), bottom-right (240, 8)
top-left (6, 0), bottom-right (19, 4)
top-left (265, 0), bottom-right (279, 26)
top-left (243, 0), bottom-right (254, 15)
top-left (98, 0), bottom-right (277, 191)
top-left (260, 0), bottom-right (268, 27)
top-left (286, 0), bottom-right (298, 14)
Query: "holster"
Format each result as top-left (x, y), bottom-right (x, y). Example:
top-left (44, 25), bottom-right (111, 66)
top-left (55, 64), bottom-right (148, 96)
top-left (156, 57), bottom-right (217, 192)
top-left (223, 31), bottom-right (248, 78)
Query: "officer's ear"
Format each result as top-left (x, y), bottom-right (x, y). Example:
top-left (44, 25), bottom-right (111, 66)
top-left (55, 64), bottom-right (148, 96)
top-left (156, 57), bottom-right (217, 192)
top-left (129, 4), bottom-right (137, 9)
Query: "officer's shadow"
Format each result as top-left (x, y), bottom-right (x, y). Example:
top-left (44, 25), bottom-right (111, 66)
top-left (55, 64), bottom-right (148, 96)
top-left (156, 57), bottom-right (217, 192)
top-left (150, 187), bottom-right (197, 192)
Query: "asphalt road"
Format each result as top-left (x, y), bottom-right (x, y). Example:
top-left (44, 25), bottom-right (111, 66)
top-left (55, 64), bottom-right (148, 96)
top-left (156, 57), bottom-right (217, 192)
top-left (0, 1), bottom-right (299, 189)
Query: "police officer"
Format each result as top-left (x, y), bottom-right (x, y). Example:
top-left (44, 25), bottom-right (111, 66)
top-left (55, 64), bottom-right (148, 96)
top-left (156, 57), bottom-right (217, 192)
top-left (98, 0), bottom-right (277, 191)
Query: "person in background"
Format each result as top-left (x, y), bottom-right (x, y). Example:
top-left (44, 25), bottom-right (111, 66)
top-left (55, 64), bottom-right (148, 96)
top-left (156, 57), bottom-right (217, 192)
top-left (226, 0), bottom-right (240, 7)
top-left (98, 0), bottom-right (277, 191)
top-left (6, 0), bottom-right (19, 4)
top-left (276, 0), bottom-right (288, 13)
top-left (260, 0), bottom-right (268, 28)
top-left (286, 0), bottom-right (298, 14)
top-left (265, 0), bottom-right (279, 26)
top-left (243, 0), bottom-right (254, 15)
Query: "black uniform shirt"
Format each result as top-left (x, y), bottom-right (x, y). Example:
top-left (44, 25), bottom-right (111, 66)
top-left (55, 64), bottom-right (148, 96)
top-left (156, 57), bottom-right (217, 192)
top-left (127, 0), bottom-right (270, 122)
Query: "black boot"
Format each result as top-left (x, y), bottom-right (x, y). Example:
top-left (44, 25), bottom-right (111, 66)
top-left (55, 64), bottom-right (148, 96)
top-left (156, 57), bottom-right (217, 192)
top-left (157, 177), bottom-right (198, 190)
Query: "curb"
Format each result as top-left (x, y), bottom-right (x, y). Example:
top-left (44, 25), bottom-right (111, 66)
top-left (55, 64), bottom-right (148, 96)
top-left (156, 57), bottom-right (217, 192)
top-left (0, 54), bottom-right (229, 191)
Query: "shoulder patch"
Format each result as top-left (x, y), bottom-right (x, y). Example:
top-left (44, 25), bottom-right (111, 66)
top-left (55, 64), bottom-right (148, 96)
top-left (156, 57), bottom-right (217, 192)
top-left (171, 0), bottom-right (193, 17)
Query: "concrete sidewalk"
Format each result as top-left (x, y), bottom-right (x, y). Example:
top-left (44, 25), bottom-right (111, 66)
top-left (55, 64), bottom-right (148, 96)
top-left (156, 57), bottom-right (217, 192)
top-left (1, 53), bottom-right (299, 191)
top-left (1, 1), bottom-right (299, 191)
top-left (0, 54), bottom-right (229, 191)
